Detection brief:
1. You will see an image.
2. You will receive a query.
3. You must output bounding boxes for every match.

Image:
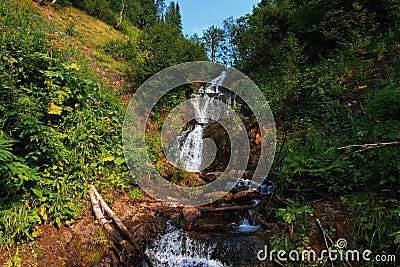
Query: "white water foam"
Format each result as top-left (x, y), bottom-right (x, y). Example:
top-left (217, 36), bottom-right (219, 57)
top-left (171, 71), bottom-right (230, 172)
top-left (146, 223), bottom-right (224, 267)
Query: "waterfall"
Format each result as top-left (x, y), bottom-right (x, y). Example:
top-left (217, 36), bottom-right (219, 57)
top-left (178, 125), bottom-right (205, 172)
top-left (146, 223), bottom-right (224, 267)
top-left (236, 209), bottom-right (260, 233)
top-left (171, 71), bottom-right (229, 172)
top-left (145, 221), bottom-right (266, 267)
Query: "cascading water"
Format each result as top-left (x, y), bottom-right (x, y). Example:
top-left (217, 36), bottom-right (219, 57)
top-left (171, 71), bottom-right (230, 172)
top-left (145, 178), bottom-right (275, 266)
top-left (234, 178), bottom-right (275, 233)
top-left (178, 125), bottom-right (205, 172)
top-left (147, 72), bottom-right (275, 266)
top-left (145, 221), bottom-right (267, 267)
top-left (145, 222), bottom-right (224, 267)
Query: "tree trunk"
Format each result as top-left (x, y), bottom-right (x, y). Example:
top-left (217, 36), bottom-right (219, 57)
top-left (115, 0), bottom-right (125, 28)
top-left (211, 34), bottom-right (216, 63)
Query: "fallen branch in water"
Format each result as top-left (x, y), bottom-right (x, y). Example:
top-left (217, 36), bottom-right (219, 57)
top-left (89, 185), bottom-right (154, 267)
top-left (337, 141), bottom-right (400, 153)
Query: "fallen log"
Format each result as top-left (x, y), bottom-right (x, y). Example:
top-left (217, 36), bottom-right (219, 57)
top-left (89, 187), bottom-right (124, 243)
top-left (89, 185), bottom-right (154, 267)
top-left (198, 204), bottom-right (255, 212)
top-left (90, 185), bottom-right (137, 243)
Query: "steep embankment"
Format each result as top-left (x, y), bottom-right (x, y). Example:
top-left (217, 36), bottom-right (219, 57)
top-left (31, 1), bottom-right (139, 94)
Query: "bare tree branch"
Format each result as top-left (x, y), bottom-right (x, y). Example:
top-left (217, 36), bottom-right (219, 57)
top-left (337, 141), bottom-right (400, 153)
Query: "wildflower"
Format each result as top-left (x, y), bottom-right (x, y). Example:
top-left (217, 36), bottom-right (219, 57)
top-left (32, 15), bottom-right (36, 20)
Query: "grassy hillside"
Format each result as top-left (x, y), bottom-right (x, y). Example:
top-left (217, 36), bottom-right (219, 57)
top-left (0, 0), bottom-right (139, 257)
top-left (34, 3), bottom-right (141, 91)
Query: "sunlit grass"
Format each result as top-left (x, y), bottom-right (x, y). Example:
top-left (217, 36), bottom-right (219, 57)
top-left (46, 6), bottom-right (139, 79)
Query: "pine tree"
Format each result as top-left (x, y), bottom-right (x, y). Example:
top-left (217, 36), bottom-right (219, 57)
top-left (202, 26), bottom-right (225, 63)
top-left (165, 1), bottom-right (182, 30)
top-left (175, 2), bottom-right (182, 30)
top-left (155, 0), bottom-right (166, 21)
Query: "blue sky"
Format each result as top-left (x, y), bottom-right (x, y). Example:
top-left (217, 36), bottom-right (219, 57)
top-left (165, 0), bottom-right (260, 37)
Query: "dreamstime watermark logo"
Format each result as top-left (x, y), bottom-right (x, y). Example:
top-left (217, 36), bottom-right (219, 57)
top-left (122, 62), bottom-right (276, 207)
top-left (257, 238), bottom-right (396, 263)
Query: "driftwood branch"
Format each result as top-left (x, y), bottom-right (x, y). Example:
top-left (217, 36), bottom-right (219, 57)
top-left (337, 141), bottom-right (400, 153)
top-left (274, 258), bottom-right (286, 266)
top-left (89, 185), bottom-right (154, 267)
top-left (316, 219), bottom-right (334, 267)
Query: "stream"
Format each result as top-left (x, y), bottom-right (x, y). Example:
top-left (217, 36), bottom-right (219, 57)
top-left (142, 72), bottom-right (273, 266)
top-left (143, 178), bottom-right (274, 267)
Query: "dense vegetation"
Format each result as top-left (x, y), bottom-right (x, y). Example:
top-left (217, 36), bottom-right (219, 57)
top-left (227, 0), bottom-right (400, 257)
top-left (0, 0), bottom-right (205, 257)
top-left (1, 0), bottom-right (399, 264)
top-left (0, 0), bottom-right (131, 251)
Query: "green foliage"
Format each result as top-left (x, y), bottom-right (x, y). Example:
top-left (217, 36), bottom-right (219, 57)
top-left (135, 22), bottom-right (207, 85)
top-left (274, 131), bottom-right (354, 196)
top-left (341, 194), bottom-right (400, 253)
top-left (0, 0), bottom-right (135, 251)
top-left (165, 1), bottom-right (182, 30)
top-left (270, 205), bottom-right (313, 257)
top-left (202, 26), bottom-right (226, 63)
top-left (276, 205), bottom-right (312, 229)
top-left (366, 83), bottom-right (400, 122)
top-left (103, 39), bottom-right (139, 61)
top-left (75, 0), bottom-right (115, 24)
